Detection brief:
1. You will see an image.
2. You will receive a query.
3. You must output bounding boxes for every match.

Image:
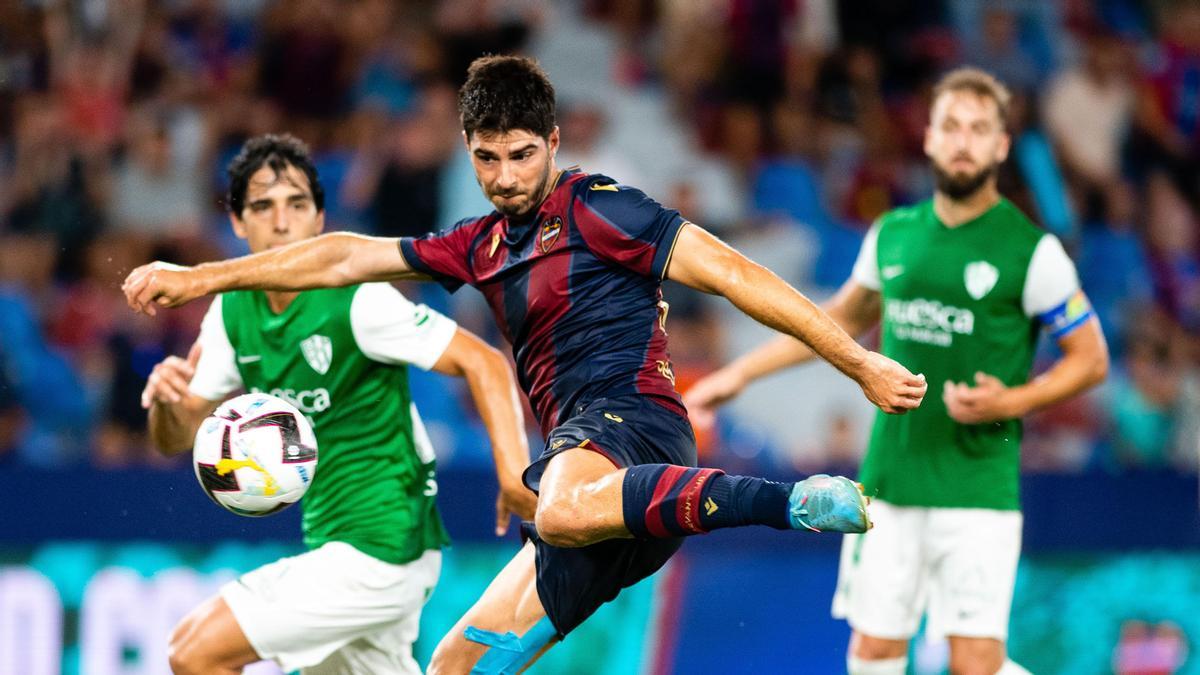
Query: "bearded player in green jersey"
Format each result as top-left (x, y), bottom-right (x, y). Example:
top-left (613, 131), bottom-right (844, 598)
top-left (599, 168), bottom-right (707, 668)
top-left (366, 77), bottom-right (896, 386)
top-left (140, 134), bottom-right (536, 675)
top-left (686, 68), bottom-right (1109, 675)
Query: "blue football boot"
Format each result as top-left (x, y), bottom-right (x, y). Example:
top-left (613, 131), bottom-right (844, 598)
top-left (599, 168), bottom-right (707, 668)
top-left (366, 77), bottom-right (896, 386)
top-left (788, 474), bottom-right (872, 533)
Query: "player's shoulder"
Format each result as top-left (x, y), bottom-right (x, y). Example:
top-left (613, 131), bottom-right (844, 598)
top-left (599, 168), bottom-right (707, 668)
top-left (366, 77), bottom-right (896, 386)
top-left (348, 282), bottom-right (424, 332)
top-left (423, 213), bottom-right (503, 258)
top-left (876, 200), bottom-right (932, 231)
top-left (992, 199), bottom-right (1049, 247)
top-left (442, 212), bottom-right (498, 236)
top-left (572, 171), bottom-right (651, 202)
top-left (571, 171), bottom-right (663, 222)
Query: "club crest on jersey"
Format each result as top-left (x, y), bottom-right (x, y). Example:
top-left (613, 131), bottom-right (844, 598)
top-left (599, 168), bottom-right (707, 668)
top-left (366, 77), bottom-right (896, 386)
top-left (300, 334), bottom-right (332, 375)
top-left (540, 216), bottom-right (563, 253)
top-left (964, 260), bottom-right (999, 300)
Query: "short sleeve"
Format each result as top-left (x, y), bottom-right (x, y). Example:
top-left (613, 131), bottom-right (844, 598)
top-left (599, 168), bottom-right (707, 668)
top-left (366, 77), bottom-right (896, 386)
top-left (851, 222), bottom-right (882, 291)
top-left (398, 217), bottom-right (482, 293)
top-left (350, 283), bottom-right (458, 370)
top-left (1023, 234), bottom-right (1094, 338)
top-left (188, 296), bottom-right (243, 400)
top-left (573, 180), bottom-right (687, 279)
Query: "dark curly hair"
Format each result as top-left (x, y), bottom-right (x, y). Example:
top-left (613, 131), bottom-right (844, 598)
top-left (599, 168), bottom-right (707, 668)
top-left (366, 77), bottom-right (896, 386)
top-left (225, 133), bottom-right (324, 216)
top-left (459, 55), bottom-right (556, 139)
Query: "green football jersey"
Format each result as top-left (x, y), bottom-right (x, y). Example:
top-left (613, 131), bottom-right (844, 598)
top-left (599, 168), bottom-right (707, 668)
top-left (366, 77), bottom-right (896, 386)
top-left (852, 198), bottom-right (1088, 510)
top-left (189, 283), bottom-right (457, 564)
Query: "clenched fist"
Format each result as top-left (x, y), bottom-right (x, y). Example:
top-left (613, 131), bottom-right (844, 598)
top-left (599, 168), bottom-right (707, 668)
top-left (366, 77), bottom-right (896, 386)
top-left (856, 351), bottom-right (926, 414)
top-left (123, 262), bottom-right (205, 316)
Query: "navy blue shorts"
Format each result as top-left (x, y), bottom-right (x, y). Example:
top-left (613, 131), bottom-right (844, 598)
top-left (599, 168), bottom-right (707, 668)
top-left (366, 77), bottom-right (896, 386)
top-left (520, 395), bottom-right (697, 636)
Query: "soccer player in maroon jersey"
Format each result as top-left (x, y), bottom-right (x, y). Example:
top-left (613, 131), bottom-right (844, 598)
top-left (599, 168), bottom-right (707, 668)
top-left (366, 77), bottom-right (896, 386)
top-left (124, 56), bottom-right (926, 672)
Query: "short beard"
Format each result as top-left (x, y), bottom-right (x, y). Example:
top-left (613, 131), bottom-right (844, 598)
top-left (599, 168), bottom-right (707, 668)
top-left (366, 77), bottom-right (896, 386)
top-left (932, 162), bottom-right (997, 201)
top-left (490, 161), bottom-right (552, 218)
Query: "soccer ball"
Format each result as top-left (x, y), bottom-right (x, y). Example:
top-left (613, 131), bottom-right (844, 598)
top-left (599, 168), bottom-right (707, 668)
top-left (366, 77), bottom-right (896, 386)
top-left (192, 392), bottom-right (319, 517)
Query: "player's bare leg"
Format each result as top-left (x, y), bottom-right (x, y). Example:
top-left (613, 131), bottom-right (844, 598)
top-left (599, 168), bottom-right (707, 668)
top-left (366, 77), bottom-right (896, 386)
top-left (167, 595), bottom-right (259, 675)
top-left (847, 631), bottom-right (909, 674)
top-left (533, 448), bottom-right (630, 547)
top-left (428, 542), bottom-right (557, 674)
top-left (947, 636), bottom-right (1007, 675)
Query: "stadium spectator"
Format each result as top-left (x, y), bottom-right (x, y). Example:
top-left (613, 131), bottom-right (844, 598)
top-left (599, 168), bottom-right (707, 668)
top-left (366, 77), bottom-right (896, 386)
top-left (1042, 30), bottom-right (1136, 224)
top-left (1104, 318), bottom-right (1200, 471)
top-left (0, 0), bottom-right (1190, 478)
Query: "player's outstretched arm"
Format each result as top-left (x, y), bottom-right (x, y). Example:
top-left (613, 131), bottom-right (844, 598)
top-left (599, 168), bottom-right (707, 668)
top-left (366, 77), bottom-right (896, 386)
top-left (684, 279), bottom-right (882, 428)
top-left (430, 328), bottom-right (537, 534)
top-left (123, 233), bottom-right (424, 315)
top-left (667, 224), bottom-right (924, 414)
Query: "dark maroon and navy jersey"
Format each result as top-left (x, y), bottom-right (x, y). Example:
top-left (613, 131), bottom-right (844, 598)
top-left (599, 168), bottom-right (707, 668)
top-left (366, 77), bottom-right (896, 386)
top-left (399, 168), bottom-right (688, 434)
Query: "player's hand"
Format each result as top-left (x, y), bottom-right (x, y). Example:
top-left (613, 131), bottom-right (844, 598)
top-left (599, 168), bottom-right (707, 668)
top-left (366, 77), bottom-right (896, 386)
top-left (857, 351), bottom-right (926, 414)
top-left (495, 479), bottom-right (537, 537)
top-left (682, 368), bottom-right (747, 431)
top-left (141, 342), bottom-right (201, 409)
top-left (943, 372), bottom-right (1016, 424)
top-left (123, 261), bottom-right (206, 316)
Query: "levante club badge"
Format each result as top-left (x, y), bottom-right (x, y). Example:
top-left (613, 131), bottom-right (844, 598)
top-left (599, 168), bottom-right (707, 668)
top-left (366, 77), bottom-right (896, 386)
top-left (540, 216), bottom-right (563, 253)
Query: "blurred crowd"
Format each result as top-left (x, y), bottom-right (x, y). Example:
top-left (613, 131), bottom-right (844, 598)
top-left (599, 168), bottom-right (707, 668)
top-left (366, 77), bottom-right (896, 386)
top-left (0, 0), bottom-right (1197, 476)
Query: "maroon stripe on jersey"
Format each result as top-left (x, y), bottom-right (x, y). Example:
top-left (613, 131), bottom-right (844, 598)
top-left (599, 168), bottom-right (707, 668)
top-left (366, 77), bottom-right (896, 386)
top-left (475, 230), bottom-right (518, 345)
top-left (477, 283), bottom-right (511, 344)
top-left (572, 195), bottom-right (655, 277)
top-left (521, 243), bottom-right (576, 433)
top-left (472, 227), bottom-right (514, 341)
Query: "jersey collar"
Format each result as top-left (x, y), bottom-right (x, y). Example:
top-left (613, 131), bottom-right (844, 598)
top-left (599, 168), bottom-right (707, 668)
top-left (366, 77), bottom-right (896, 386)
top-left (501, 167), bottom-right (577, 241)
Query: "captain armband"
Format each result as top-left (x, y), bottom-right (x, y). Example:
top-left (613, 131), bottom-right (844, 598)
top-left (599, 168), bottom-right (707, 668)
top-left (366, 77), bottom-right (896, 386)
top-left (1037, 289), bottom-right (1094, 339)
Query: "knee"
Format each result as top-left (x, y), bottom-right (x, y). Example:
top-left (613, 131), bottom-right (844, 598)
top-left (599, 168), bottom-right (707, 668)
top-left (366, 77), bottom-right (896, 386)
top-left (534, 499), bottom-right (589, 548)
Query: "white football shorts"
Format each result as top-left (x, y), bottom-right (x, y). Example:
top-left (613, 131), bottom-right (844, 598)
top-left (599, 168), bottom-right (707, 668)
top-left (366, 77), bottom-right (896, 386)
top-left (831, 499), bottom-right (1022, 641)
top-left (221, 542), bottom-right (441, 673)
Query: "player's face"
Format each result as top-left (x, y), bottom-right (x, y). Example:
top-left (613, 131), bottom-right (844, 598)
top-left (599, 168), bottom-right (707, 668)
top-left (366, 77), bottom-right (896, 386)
top-left (231, 164), bottom-right (325, 253)
top-left (467, 127), bottom-right (560, 218)
top-left (924, 91), bottom-right (1010, 200)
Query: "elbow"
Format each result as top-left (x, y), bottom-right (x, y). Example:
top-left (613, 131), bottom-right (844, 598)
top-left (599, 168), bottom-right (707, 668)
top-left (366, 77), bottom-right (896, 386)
top-left (476, 343), bottom-right (512, 381)
top-left (456, 336), bottom-right (510, 382)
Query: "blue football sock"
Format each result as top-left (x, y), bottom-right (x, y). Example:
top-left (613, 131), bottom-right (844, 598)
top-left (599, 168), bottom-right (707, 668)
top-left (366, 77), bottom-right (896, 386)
top-left (621, 464), bottom-right (793, 538)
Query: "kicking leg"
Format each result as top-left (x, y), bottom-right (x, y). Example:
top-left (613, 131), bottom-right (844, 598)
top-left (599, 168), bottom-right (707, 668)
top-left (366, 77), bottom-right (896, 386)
top-left (168, 595), bottom-right (260, 675)
top-left (428, 542), bottom-right (557, 675)
top-left (534, 447), bottom-right (871, 549)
